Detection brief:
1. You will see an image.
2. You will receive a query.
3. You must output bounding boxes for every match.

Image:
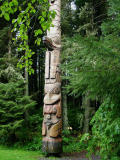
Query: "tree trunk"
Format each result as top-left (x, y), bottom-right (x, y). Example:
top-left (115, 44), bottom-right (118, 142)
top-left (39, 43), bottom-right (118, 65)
top-left (8, 26), bottom-right (12, 60)
top-left (83, 93), bottom-right (91, 133)
top-left (83, 93), bottom-right (95, 133)
top-left (25, 68), bottom-right (29, 96)
top-left (42, 0), bottom-right (62, 154)
top-left (62, 90), bottom-right (69, 130)
top-left (25, 39), bottom-right (29, 96)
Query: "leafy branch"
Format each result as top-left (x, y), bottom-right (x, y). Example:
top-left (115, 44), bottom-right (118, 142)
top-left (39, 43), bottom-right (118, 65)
top-left (0, 0), bottom-right (56, 74)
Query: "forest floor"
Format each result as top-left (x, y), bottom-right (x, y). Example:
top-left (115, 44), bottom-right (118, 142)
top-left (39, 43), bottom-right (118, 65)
top-left (39, 152), bottom-right (101, 160)
top-left (0, 146), bottom-right (100, 160)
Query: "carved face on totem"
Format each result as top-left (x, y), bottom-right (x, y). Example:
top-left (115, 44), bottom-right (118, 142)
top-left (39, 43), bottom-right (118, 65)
top-left (44, 104), bottom-right (60, 126)
top-left (42, 102), bottom-right (62, 138)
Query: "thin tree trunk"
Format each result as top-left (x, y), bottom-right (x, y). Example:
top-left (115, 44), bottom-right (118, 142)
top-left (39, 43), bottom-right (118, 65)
top-left (25, 68), bottom-right (29, 96)
top-left (42, 0), bottom-right (62, 154)
top-left (25, 38), bottom-right (29, 96)
top-left (8, 26), bottom-right (12, 60)
top-left (62, 91), bottom-right (69, 130)
top-left (83, 94), bottom-right (91, 133)
top-left (83, 93), bottom-right (96, 133)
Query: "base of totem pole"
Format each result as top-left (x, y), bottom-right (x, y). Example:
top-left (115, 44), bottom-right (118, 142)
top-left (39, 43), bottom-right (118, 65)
top-left (42, 137), bottom-right (62, 154)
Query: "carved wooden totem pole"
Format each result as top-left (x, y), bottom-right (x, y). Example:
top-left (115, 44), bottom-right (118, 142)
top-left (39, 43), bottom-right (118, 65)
top-left (42, 0), bottom-right (62, 153)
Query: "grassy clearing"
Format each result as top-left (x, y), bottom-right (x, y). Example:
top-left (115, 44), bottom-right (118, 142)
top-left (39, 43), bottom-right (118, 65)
top-left (0, 146), bottom-right (43, 160)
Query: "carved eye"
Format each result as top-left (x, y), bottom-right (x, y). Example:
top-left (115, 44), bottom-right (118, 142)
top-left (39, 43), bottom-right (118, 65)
top-left (51, 0), bottom-right (55, 4)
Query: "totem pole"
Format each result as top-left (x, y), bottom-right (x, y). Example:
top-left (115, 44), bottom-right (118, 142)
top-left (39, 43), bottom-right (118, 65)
top-left (42, 0), bottom-right (62, 154)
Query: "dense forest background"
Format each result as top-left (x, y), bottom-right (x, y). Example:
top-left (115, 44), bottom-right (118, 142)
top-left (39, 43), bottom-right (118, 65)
top-left (0, 0), bottom-right (120, 159)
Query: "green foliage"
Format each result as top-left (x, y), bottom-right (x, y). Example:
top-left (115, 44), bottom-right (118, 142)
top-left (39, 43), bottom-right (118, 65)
top-left (0, 81), bottom-right (38, 144)
top-left (63, 132), bottom-right (86, 153)
top-left (0, 53), bottom-right (42, 146)
top-left (67, 106), bottom-right (84, 131)
top-left (77, 2), bottom-right (101, 36)
top-left (62, 130), bottom-right (87, 153)
top-left (61, 0), bottom-right (74, 35)
top-left (62, 0), bottom-right (120, 158)
top-left (0, 26), bottom-right (9, 55)
top-left (24, 137), bottom-right (42, 151)
top-left (61, 0), bottom-right (120, 100)
top-left (0, 0), bottom-right (55, 74)
top-left (62, 33), bottom-right (120, 99)
top-left (87, 99), bottom-right (120, 159)
top-left (0, 2), bottom-right (44, 148)
top-left (80, 133), bottom-right (90, 143)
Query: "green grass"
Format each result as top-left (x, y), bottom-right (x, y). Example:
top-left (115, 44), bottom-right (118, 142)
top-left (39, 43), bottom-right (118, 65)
top-left (0, 146), bottom-right (43, 160)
